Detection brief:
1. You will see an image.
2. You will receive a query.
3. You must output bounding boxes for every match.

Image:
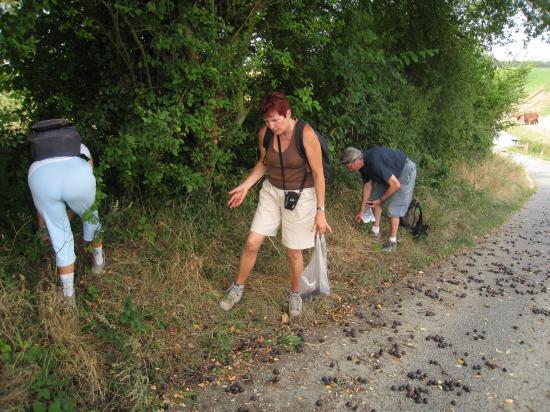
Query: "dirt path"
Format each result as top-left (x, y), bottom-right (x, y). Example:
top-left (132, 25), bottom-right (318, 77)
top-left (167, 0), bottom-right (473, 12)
top-left (185, 154), bottom-right (549, 412)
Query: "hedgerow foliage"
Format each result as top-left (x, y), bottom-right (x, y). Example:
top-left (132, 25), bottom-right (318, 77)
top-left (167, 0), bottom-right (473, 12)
top-left (0, 1), bottom-right (544, 409)
top-left (0, 0), bottom-right (538, 207)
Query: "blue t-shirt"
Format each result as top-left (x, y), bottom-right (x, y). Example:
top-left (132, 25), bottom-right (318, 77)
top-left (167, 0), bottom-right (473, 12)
top-left (360, 147), bottom-right (407, 184)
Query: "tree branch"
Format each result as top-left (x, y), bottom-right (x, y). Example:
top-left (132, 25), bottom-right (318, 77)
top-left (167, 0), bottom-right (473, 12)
top-left (99, 0), bottom-right (137, 87)
top-left (121, 12), bottom-right (154, 91)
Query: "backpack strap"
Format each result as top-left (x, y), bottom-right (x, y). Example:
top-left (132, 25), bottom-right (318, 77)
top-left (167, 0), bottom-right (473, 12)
top-left (413, 203), bottom-right (424, 229)
top-left (294, 119), bottom-right (307, 159)
top-left (263, 127), bottom-right (274, 151)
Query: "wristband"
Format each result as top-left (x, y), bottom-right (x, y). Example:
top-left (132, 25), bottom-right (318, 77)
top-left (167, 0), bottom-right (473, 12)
top-left (316, 207), bottom-right (325, 212)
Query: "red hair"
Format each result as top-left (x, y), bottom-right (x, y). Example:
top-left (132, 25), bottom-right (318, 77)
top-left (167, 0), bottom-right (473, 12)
top-left (259, 91), bottom-right (291, 116)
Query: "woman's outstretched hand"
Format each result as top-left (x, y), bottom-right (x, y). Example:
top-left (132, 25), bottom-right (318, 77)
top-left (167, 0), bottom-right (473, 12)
top-left (227, 185), bottom-right (249, 208)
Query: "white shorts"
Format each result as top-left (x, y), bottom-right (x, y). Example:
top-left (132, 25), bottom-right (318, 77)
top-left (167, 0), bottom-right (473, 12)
top-left (250, 179), bottom-right (317, 250)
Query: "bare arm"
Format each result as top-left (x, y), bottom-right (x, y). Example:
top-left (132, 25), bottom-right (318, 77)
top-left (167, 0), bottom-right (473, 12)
top-left (366, 175), bottom-right (400, 208)
top-left (355, 180), bottom-right (373, 222)
top-left (227, 127), bottom-right (268, 208)
top-left (302, 125), bottom-right (331, 234)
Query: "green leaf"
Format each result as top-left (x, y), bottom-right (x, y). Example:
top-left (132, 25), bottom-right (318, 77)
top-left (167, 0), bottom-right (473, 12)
top-left (37, 387), bottom-right (51, 400)
top-left (48, 400), bottom-right (62, 412)
top-left (32, 401), bottom-right (47, 412)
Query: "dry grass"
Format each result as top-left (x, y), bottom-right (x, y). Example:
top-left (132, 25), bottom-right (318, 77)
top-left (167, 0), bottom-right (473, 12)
top-left (0, 284), bottom-right (33, 341)
top-left (37, 284), bottom-right (106, 403)
top-left (0, 153), bottom-right (534, 409)
top-left (454, 154), bottom-right (534, 201)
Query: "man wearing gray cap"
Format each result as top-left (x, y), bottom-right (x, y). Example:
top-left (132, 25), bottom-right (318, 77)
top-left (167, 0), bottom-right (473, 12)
top-left (341, 146), bottom-right (416, 251)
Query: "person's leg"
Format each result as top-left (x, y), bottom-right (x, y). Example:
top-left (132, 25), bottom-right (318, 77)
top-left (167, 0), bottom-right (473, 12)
top-left (235, 231), bottom-right (266, 285)
top-left (221, 181), bottom-right (280, 312)
top-left (373, 205), bottom-right (383, 230)
top-left (81, 210), bottom-right (104, 273)
top-left (389, 217), bottom-right (400, 238)
top-left (35, 208), bottom-right (51, 244)
top-left (287, 248), bottom-right (304, 293)
top-left (58, 263), bottom-right (76, 306)
top-left (281, 187), bottom-right (316, 317)
top-left (220, 232), bottom-right (265, 311)
top-left (287, 248), bottom-right (305, 317)
top-left (29, 163), bottom-right (77, 303)
top-left (63, 158), bottom-right (104, 273)
top-left (369, 183), bottom-right (386, 235)
top-left (384, 160), bottom-right (416, 252)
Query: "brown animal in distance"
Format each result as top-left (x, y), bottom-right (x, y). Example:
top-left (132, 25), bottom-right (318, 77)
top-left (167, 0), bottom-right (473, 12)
top-left (523, 112), bottom-right (539, 125)
top-left (511, 112), bottom-right (523, 121)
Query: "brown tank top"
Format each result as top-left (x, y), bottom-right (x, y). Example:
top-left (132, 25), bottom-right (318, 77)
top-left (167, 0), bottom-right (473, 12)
top-left (264, 130), bottom-right (314, 190)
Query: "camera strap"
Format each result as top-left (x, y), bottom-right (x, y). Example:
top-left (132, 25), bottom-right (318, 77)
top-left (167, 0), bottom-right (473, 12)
top-left (276, 133), bottom-right (307, 194)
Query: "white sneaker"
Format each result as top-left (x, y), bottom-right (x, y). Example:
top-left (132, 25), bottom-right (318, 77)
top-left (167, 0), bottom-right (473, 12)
top-left (92, 250), bottom-right (105, 275)
top-left (288, 292), bottom-right (303, 317)
top-left (220, 283), bottom-right (244, 311)
top-left (64, 293), bottom-right (76, 307)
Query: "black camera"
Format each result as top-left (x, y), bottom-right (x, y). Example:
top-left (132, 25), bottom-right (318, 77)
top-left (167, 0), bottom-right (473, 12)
top-left (284, 191), bottom-right (300, 210)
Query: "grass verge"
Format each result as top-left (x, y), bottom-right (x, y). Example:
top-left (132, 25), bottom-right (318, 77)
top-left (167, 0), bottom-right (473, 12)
top-left (506, 125), bottom-right (550, 161)
top-left (525, 67), bottom-right (550, 95)
top-left (0, 154), bottom-right (533, 410)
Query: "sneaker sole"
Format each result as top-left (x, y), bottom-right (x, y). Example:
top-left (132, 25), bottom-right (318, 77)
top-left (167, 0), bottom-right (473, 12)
top-left (220, 302), bottom-right (234, 311)
top-left (220, 300), bottom-right (241, 311)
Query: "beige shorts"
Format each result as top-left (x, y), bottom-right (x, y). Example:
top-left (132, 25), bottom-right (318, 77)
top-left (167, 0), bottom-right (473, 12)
top-left (250, 179), bottom-right (317, 250)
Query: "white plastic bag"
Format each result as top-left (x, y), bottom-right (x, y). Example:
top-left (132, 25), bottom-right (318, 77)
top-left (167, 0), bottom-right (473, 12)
top-left (299, 234), bottom-right (330, 297)
top-left (362, 208), bottom-right (376, 223)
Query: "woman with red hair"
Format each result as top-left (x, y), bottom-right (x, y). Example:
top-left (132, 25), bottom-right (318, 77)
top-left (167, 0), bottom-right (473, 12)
top-left (220, 91), bottom-right (331, 317)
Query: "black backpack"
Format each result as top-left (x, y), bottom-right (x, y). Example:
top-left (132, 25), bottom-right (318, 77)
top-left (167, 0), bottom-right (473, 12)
top-left (400, 198), bottom-right (428, 238)
top-left (28, 118), bottom-right (81, 161)
top-left (263, 119), bottom-right (331, 183)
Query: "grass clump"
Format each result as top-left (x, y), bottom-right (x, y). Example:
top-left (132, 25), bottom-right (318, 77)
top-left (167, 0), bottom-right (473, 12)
top-left (0, 154), bottom-right (533, 409)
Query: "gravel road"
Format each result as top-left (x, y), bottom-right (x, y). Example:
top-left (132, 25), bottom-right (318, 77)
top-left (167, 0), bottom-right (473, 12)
top-left (187, 154), bottom-right (549, 412)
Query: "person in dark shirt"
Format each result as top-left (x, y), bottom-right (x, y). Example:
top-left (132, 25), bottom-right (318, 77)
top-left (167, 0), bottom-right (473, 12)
top-left (341, 146), bottom-right (416, 251)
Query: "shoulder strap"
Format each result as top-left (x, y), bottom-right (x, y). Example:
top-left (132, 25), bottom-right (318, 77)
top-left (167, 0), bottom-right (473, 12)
top-left (294, 119), bottom-right (307, 159)
top-left (413, 203), bottom-right (423, 228)
top-left (263, 127), bottom-right (274, 150)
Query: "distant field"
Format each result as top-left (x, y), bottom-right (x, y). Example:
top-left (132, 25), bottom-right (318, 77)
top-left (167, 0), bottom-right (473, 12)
top-left (507, 124), bottom-right (550, 161)
top-left (526, 67), bottom-right (550, 94)
top-left (506, 67), bottom-right (550, 159)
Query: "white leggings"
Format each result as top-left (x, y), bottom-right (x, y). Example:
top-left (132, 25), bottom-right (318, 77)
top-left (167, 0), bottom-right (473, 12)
top-left (28, 157), bottom-right (101, 267)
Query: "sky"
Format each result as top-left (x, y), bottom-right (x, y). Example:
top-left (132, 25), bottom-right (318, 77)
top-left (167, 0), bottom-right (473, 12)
top-left (491, 15), bottom-right (550, 62)
top-left (492, 35), bottom-right (550, 62)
